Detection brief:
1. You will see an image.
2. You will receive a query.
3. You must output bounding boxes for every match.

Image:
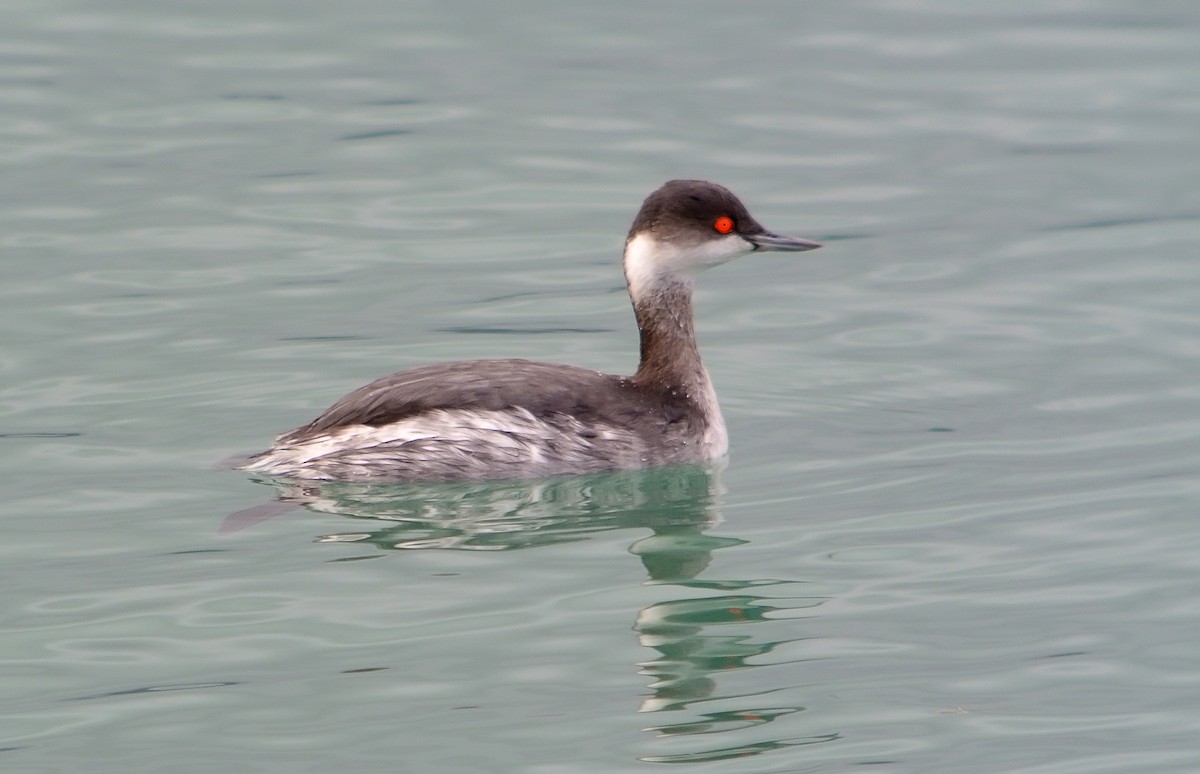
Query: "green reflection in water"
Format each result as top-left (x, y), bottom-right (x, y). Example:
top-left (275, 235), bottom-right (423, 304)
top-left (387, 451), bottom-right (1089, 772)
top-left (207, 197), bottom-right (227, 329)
top-left (235, 464), bottom-right (834, 765)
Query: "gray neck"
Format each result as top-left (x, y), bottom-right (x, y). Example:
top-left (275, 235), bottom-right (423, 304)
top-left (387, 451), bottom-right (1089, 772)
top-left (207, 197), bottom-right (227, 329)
top-left (628, 274), bottom-right (729, 457)
top-left (630, 278), bottom-right (708, 393)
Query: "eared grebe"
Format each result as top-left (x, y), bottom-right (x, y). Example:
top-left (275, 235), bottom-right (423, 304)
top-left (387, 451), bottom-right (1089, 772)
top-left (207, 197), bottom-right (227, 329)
top-left (241, 180), bottom-right (821, 481)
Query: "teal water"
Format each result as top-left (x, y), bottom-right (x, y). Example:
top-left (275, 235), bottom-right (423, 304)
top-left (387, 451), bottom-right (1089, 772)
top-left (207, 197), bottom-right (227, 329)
top-left (4, 0), bottom-right (1200, 771)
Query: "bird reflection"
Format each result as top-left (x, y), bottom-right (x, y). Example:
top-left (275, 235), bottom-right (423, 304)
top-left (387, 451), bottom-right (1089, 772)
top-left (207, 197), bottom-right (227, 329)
top-left (229, 464), bottom-right (723, 559)
top-left (228, 463), bottom-right (829, 764)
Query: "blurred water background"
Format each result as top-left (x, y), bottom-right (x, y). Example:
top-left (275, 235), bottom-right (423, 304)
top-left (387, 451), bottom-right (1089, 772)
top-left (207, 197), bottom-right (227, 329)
top-left (3, 0), bottom-right (1199, 771)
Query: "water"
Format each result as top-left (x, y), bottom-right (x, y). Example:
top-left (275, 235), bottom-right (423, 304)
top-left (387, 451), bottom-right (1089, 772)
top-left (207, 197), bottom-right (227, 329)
top-left (3, 0), bottom-right (1199, 771)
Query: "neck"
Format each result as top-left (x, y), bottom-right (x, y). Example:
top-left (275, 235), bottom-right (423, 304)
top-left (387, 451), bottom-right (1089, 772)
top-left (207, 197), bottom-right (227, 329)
top-left (630, 277), bottom-right (708, 392)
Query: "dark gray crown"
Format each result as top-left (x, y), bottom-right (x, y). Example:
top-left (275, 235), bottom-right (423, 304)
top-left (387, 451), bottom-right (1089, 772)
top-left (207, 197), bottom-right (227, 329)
top-left (627, 180), bottom-right (768, 243)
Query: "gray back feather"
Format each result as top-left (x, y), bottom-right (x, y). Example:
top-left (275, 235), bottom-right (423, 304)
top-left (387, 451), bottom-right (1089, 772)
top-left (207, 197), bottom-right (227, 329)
top-left (281, 358), bottom-right (697, 444)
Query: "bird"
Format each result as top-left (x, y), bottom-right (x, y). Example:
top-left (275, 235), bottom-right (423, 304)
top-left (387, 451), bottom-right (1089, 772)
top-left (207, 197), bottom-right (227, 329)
top-left (240, 179), bottom-right (821, 482)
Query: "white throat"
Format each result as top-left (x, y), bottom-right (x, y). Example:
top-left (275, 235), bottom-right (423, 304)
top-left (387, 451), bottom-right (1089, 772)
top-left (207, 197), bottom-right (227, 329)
top-left (623, 231), bottom-right (752, 303)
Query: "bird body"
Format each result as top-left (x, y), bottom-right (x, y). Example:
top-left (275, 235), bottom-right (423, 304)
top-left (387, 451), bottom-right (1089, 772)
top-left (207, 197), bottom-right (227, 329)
top-left (241, 180), bottom-right (820, 482)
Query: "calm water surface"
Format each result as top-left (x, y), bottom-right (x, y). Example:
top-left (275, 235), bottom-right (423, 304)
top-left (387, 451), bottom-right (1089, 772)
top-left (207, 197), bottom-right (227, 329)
top-left (3, 0), bottom-right (1199, 771)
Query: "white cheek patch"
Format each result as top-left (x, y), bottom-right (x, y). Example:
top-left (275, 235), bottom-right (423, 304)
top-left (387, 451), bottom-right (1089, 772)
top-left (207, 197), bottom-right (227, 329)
top-left (623, 232), bottom-right (751, 301)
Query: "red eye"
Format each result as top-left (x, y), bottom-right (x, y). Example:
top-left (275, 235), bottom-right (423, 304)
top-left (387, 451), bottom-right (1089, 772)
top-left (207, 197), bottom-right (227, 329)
top-left (713, 216), bottom-right (734, 234)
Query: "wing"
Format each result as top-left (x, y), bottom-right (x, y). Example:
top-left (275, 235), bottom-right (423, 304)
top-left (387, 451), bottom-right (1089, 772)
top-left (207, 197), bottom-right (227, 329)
top-left (279, 359), bottom-right (652, 441)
